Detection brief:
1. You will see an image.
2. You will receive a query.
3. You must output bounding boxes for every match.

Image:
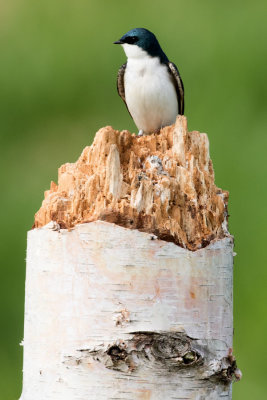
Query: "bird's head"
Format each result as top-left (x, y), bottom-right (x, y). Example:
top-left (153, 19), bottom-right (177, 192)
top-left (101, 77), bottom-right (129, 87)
top-left (114, 28), bottom-right (168, 62)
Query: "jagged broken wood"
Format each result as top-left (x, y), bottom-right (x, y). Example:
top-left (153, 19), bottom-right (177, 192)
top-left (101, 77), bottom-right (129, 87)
top-left (20, 116), bottom-right (240, 400)
top-left (34, 116), bottom-right (228, 250)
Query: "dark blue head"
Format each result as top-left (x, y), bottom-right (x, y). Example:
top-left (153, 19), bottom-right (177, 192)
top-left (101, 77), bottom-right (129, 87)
top-left (114, 28), bottom-right (169, 63)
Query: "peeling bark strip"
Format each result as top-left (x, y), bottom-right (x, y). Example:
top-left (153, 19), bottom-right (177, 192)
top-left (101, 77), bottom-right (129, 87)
top-left (34, 116), bottom-right (229, 251)
top-left (20, 222), bottom-right (238, 400)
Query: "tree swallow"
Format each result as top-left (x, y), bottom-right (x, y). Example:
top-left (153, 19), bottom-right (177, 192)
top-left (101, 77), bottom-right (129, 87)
top-left (114, 28), bottom-right (184, 135)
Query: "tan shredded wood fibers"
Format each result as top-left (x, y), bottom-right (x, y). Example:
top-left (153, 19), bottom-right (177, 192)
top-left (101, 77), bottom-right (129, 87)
top-left (34, 116), bottom-right (229, 250)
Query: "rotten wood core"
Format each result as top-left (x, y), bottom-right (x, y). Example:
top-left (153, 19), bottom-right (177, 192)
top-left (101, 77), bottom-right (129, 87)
top-left (34, 116), bottom-right (229, 250)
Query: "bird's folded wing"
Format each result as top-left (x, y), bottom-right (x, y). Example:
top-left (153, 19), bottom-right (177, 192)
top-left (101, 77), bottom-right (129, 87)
top-left (117, 63), bottom-right (127, 103)
top-left (116, 62), bottom-right (133, 117)
top-left (167, 62), bottom-right (184, 115)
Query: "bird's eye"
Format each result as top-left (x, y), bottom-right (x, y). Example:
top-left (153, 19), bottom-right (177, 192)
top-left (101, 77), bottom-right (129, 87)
top-left (125, 36), bottom-right (138, 44)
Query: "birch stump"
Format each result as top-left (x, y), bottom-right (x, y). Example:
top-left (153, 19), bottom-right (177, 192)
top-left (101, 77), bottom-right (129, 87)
top-left (20, 116), bottom-right (240, 400)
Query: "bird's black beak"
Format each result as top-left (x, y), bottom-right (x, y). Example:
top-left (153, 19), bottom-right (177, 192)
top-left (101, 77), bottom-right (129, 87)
top-left (113, 40), bottom-right (123, 45)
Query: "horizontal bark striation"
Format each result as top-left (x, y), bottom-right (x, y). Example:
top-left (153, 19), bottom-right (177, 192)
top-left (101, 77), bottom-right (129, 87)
top-left (34, 116), bottom-right (229, 250)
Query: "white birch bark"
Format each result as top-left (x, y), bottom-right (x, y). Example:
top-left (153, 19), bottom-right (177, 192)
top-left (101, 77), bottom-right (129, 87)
top-left (20, 220), bottom-right (236, 400)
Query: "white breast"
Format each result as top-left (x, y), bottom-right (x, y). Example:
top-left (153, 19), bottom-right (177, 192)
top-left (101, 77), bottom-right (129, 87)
top-left (122, 44), bottom-right (178, 134)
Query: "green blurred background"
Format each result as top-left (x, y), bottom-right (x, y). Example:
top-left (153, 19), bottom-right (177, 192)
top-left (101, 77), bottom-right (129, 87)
top-left (1, 0), bottom-right (266, 398)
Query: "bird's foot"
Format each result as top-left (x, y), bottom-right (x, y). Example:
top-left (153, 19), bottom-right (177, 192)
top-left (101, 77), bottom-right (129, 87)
top-left (138, 130), bottom-right (144, 137)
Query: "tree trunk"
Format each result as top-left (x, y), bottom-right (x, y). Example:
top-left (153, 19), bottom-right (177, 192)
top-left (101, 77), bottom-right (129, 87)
top-left (20, 116), bottom-right (240, 399)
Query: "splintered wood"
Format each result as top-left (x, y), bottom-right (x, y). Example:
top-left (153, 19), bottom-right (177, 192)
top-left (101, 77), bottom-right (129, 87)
top-left (34, 116), bottom-right (229, 250)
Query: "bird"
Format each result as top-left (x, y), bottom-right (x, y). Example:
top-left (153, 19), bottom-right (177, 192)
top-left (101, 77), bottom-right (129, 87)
top-left (114, 28), bottom-right (184, 136)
